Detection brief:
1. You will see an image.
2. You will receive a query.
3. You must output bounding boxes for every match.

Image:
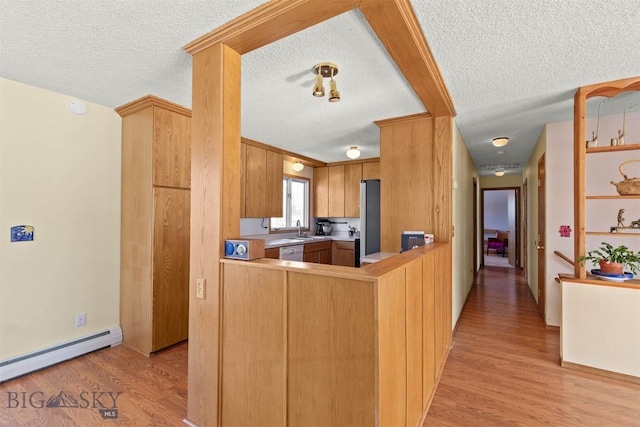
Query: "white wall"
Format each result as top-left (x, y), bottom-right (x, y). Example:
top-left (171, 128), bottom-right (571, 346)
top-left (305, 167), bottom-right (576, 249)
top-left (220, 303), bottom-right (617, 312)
top-left (452, 120), bottom-right (479, 327)
top-left (0, 78), bottom-right (121, 360)
top-left (562, 281), bottom-right (640, 377)
top-left (542, 110), bottom-right (640, 327)
top-left (484, 190), bottom-right (509, 230)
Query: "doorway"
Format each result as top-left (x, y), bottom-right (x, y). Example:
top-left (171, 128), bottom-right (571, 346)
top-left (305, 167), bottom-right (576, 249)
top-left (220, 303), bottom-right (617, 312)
top-left (482, 187), bottom-right (520, 269)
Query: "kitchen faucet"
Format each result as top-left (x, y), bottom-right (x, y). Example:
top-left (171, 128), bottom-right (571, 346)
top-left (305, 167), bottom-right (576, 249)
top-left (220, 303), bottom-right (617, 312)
top-left (296, 219), bottom-right (301, 237)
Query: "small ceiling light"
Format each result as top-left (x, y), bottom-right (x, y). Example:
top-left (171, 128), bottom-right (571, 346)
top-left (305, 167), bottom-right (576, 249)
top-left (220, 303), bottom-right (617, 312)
top-left (346, 146), bottom-right (360, 159)
top-left (494, 169), bottom-right (505, 177)
top-left (313, 62), bottom-right (339, 102)
top-left (328, 69), bottom-right (340, 103)
top-left (492, 137), bottom-right (509, 147)
top-left (292, 161), bottom-right (304, 172)
top-left (312, 72), bottom-right (324, 97)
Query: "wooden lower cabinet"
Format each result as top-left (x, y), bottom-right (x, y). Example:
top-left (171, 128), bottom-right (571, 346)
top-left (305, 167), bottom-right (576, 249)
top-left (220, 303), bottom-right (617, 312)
top-left (264, 247), bottom-right (280, 259)
top-left (332, 240), bottom-right (355, 266)
top-left (303, 241), bottom-right (331, 264)
top-left (220, 243), bottom-right (452, 426)
top-left (121, 186), bottom-right (190, 355)
top-left (151, 188), bottom-right (190, 351)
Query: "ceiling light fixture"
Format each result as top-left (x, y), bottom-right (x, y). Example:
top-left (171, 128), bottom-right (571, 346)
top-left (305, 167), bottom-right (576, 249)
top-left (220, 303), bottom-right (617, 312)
top-left (291, 161), bottom-right (304, 172)
top-left (346, 146), bottom-right (360, 159)
top-left (492, 137), bottom-right (509, 147)
top-left (494, 169), bottom-right (505, 177)
top-left (312, 62), bottom-right (340, 102)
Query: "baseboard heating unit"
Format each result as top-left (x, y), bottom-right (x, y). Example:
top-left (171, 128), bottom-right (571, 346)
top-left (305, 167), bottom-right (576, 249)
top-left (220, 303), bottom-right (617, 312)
top-left (0, 326), bottom-right (122, 383)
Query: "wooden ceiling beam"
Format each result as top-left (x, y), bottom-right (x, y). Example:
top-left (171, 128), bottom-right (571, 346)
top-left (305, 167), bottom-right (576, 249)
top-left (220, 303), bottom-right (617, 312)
top-left (359, 0), bottom-right (456, 117)
top-left (184, 0), bottom-right (361, 55)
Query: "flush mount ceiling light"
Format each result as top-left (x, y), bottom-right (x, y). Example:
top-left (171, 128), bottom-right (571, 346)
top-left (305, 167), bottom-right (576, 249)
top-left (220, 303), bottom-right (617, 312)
top-left (312, 62), bottom-right (340, 103)
top-left (69, 100), bottom-right (87, 115)
top-left (346, 146), bottom-right (361, 159)
top-left (291, 161), bottom-right (304, 172)
top-left (492, 137), bottom-right (509, 147)
top-left (494, 169), bottom-right (505, 177)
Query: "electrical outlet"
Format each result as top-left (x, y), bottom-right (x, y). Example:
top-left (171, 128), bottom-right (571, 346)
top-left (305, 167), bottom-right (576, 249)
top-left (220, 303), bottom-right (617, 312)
top-left (75, 313), bottom-right (86, 327)
top-left (196, 278), bottom-right (206, 299)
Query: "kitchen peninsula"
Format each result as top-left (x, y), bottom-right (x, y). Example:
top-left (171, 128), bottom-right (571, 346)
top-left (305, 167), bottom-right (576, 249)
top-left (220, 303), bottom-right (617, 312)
top-left (184, 1), bottom-right (455, 425)
top-left (220, 242), bottom-right (451, 426)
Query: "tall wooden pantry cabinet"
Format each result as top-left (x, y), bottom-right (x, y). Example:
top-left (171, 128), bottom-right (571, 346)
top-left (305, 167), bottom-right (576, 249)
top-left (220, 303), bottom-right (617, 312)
top-left (116, 95), bottom-right (191, 356)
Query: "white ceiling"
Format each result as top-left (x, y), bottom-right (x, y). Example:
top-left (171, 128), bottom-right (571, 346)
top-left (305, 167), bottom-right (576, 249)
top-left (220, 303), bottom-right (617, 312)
top-left (1, 1), bottom-right (639, 175)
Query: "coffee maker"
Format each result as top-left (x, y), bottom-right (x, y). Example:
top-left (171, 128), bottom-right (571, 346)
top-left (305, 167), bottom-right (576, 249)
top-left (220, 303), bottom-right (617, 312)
top-left (315, 219), bottom-right (332, 236)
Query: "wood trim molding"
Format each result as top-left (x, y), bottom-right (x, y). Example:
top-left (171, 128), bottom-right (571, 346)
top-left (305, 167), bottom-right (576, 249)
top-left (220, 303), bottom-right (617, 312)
top-left (576, 76), bottom-right (640, 99)
top-left (561, 359), bottom-right (640, 385)
top-left (326, 157), bottom-right (380, 167)
top-left (374, 112), bottom-right (433, 128)
top-left (241, 137), bottom-right (325, 168)
top-left (115, 95), bottom-right (192, 118)
top-left (359, 0), bottom-right (455, 117)
top-left (184, 0), bottom-right (360, 55)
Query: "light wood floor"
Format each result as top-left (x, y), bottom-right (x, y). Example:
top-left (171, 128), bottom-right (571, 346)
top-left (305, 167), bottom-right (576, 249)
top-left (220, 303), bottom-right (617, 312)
top-left (424, 266), bottom-right (640, 426)
top-left (2, 267), bottom-right (639, 426)
top-left (483, 252), bottom-right (513, 268)
top-left (0, 341), bottom-right (188, 426)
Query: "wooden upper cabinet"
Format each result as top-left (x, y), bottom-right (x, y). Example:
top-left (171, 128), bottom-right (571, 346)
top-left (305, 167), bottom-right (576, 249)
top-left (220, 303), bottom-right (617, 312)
top-left (116, 95), bottom-right (191, 190)
top-left (153, 108), bottom-right (191, 188)
top-left (328, 165), bottom-right (345, 217)
top-left (242, 142), bottom-right (283, 218)
top-left (244, 144), bottom-right (267, 218)
top-left (266, 149), bottom-right (283, 217)
top-left (344, 163), bottom-right (362, 217)
top-left (362, 161), bottom-right (380, 180)
top-left (314, 166), bottom-right (329, 217)
top-left (314, 161), bottom-right (376, 218)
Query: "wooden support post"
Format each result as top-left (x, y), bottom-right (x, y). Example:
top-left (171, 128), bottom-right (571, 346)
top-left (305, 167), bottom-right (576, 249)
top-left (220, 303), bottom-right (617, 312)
top-left (187, 42), bottom-right (241, 426)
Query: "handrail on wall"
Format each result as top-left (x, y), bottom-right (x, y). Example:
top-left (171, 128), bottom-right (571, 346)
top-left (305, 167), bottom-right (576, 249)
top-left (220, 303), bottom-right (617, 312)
top-left (554, 250), bottom-right (575, 267)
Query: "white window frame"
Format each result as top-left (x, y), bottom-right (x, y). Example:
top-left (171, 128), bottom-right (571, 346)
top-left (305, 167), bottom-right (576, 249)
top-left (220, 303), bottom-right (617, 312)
top-left (271, 175), bottom-right (309, 231)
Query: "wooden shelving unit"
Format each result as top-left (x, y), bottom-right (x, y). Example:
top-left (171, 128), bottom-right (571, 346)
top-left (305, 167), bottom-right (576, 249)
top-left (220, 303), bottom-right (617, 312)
top-left (573, 76), bottom-right (640, 279)
top-left (586, 142), bottom-right (640, 154)
top-left (586, 195), bottom-right (640, 200)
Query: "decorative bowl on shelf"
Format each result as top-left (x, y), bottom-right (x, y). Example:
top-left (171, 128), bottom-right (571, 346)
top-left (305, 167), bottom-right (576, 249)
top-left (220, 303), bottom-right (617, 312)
top-left (590, 269), bottom-right (634, 283)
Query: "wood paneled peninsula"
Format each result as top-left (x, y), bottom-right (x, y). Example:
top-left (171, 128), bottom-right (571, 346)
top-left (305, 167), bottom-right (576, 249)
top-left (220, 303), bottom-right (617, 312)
top-left (219, 242), bottom-right (452, 426)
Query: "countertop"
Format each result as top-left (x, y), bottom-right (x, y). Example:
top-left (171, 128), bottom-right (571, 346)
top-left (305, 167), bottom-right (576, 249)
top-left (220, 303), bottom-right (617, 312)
top-left (261, 234), bottom-right (358, 249)
top-left (360, 252), bottom-right (398, 264)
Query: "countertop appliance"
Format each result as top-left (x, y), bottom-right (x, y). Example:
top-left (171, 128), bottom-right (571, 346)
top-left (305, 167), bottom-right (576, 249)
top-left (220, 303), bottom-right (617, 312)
top-left (315, 219), bottom-right (332, 236)
top-left (360, 179), bottom-right (381, 257)
top-left (279, 244), bottom-right (304, 261)
top-left (224, 239), bottom-right (265, 260)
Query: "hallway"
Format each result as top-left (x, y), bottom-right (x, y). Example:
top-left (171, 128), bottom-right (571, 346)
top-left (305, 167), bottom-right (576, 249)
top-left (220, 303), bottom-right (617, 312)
top-left (424, 266), bottom-right (640, 426)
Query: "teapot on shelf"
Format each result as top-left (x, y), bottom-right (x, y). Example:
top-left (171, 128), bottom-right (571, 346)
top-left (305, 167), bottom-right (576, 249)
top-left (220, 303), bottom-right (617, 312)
top-left (611, 160), bottom-right (640, 195)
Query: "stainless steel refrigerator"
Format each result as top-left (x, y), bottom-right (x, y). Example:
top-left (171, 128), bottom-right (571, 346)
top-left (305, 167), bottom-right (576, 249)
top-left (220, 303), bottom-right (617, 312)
top-left (360, 179), bottom-right (380, 257)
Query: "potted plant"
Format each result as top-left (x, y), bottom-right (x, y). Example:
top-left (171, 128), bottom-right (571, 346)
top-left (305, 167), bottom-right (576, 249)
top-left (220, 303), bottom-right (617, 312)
top-left (578, 242), bottom-right (640, 276)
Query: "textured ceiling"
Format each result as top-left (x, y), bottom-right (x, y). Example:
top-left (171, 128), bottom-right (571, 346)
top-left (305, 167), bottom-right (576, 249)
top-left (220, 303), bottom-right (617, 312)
top-left (1, 0), bottom-right (639, 174)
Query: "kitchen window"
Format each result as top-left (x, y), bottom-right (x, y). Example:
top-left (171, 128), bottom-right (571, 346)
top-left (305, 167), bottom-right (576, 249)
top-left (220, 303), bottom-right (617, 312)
top-left (271, 176), bottom-right (309, 230)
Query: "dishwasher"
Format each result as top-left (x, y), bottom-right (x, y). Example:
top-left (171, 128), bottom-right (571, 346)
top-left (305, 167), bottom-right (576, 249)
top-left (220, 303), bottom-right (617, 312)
top-left (279, 244), bottom-right (304, 261)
